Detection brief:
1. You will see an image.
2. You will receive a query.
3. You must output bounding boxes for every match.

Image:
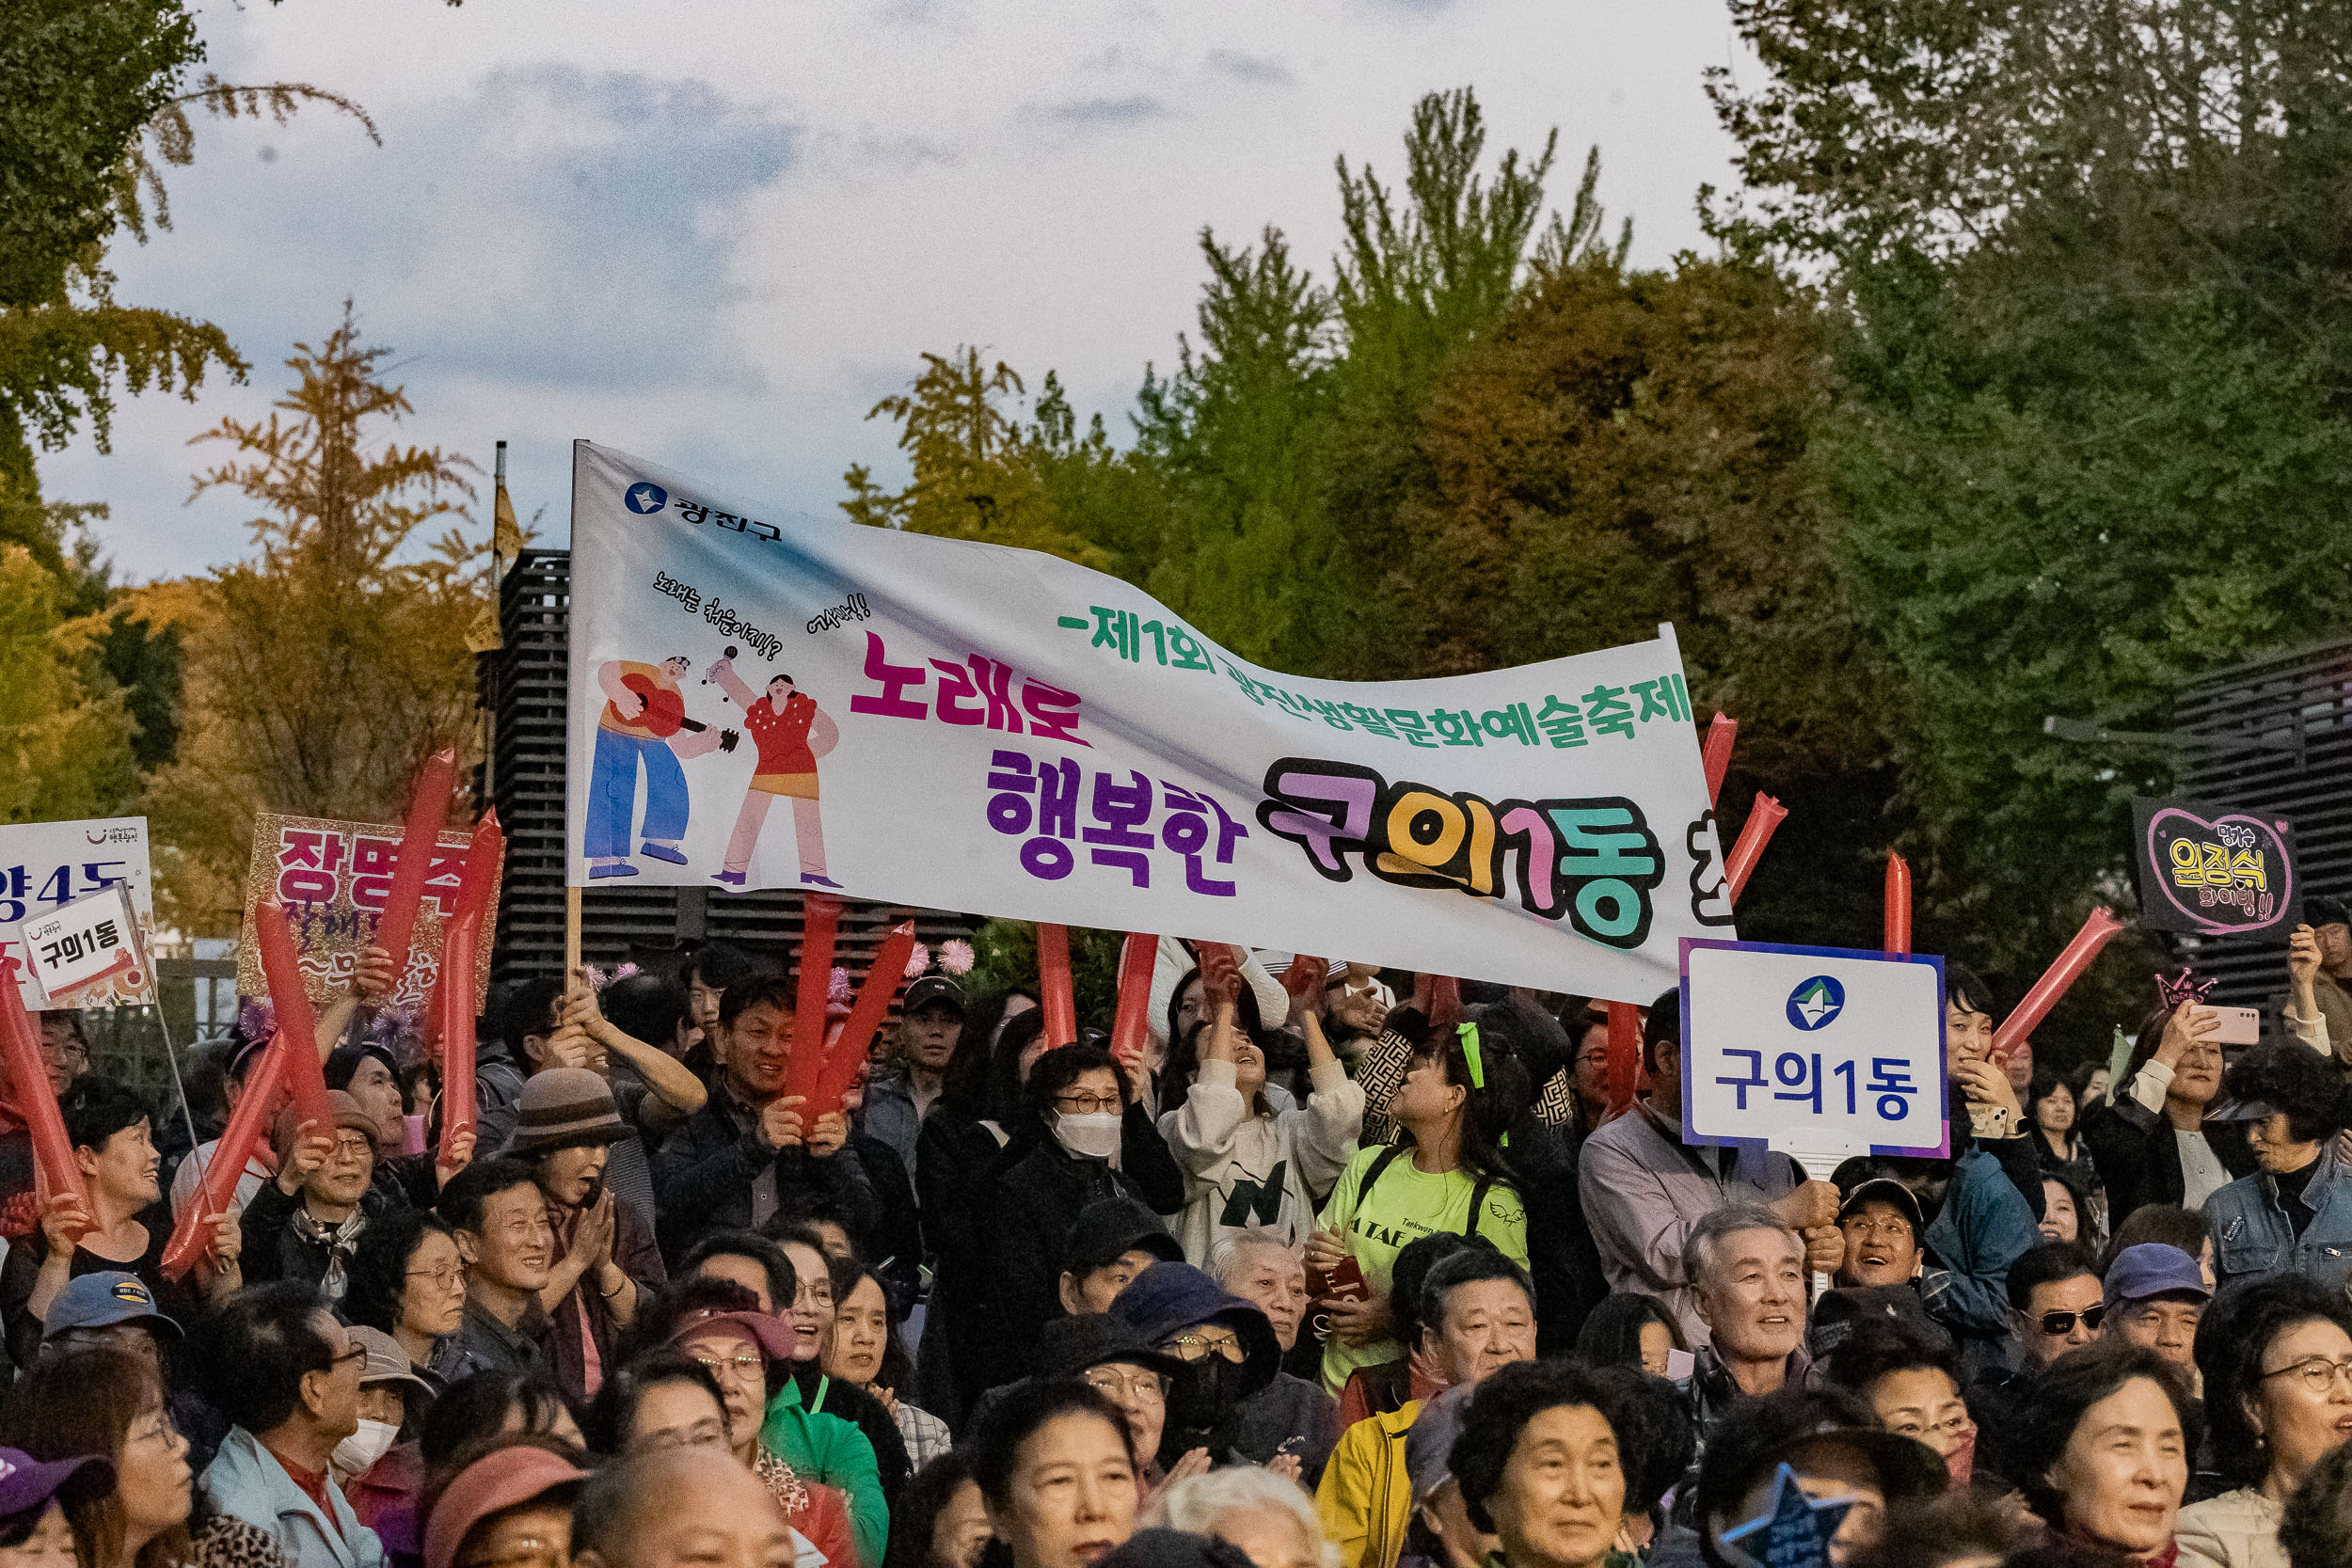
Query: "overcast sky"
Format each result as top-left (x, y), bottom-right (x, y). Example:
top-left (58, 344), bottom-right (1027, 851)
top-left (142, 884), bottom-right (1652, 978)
top-left (42, 0), bottom-right (1755, 581)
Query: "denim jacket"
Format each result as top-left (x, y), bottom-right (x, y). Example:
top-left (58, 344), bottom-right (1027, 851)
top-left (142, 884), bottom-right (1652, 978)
top-left (2207, 1149), bottom-right (2352, 1293)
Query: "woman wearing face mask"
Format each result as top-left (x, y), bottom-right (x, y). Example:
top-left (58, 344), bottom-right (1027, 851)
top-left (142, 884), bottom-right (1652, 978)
top-left (2204, 1043), bottom-right (2352, 1292)
top-left (1159, 993), bottom-right (1363, 1267)
top-left (976, 1045), bottom-right (1185, 1402)
top-left (1306, 1024), bottom-right (1528, 1397)
top-left (2179, 1275), bottom-right (2352, 1568)
top-left (2085, 993), bottom-right (2258, 1221)
top-left (825, 1259), bottom-right (954, 1469)
top-left (334, 1326), bottom-right (436, 1552)
top-left (2014, 1346), bottom-right (2199, 1562)
top-left (0, 1345), bottom-right (278, 1568)
top-left (1105, 1262), bottom-right (1283, 1479)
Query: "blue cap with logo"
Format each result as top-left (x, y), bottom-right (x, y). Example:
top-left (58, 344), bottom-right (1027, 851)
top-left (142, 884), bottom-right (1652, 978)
top-left (41, 1271), bottom-right (182, 1343)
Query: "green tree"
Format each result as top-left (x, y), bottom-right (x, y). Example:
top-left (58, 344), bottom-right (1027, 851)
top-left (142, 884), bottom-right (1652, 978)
top-left (147, 307), bottom-right (482, 932)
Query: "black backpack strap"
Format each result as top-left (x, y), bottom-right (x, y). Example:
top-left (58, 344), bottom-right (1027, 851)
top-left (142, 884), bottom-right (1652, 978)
top-left (1465, 1177), bottom-right (1492, 1243)
top-left (1359, 1143), bottom-right (1407, 1205)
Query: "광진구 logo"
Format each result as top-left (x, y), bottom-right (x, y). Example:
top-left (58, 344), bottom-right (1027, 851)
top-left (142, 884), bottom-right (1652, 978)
top-left (1785, 974), bottom-right (1845, 1031)
top-left (624, 481), bottom-right (668, 515)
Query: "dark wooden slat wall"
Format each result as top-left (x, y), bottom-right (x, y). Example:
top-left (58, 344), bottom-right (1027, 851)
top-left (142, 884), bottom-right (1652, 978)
top-left (2171, 638), bottom-right (2352, 1006)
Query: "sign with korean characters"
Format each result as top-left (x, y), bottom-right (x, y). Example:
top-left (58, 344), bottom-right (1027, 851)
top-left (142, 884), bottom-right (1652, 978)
top-left (566, 441), bottom-right (1734, 1001)
top-left (1681, 940), bottom-right (1949, 1162)
top-left (2131, 796), bottom-right (2297, 940)
top-left (238, 813), bottom-right (501, 1012)
top-left (0, 817), bottom-right (155, 1011)
top-left (20, 885), bottom-right (151, 1008)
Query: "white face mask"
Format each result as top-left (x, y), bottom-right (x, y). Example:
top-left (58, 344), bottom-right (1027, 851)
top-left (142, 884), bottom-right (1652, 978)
top-left (1053, 1111), bottom-right (1122, 1162)
top-left (332, 1418), bottom-right (400, 1479)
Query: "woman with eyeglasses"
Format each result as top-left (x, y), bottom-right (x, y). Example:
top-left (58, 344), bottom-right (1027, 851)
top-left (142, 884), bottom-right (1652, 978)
top-left (2178, 1275), bottom-right (2352, 1568)
top-left (346, 1211), bottom-right (469, 1386)
top-left (2204, 1043), bottom-right (2352, 1293)
top-left (975, 1045), bottom-right (1185, 1404)
top-left (650, 1301), bottom-right (855, 1568)
top-left (2083, 997), bottom-right (2258, 1223)
top-left (1823, 1320), bottom-right (1979, 1488)
top-left (0, 1344), bottom-right (274, 1568)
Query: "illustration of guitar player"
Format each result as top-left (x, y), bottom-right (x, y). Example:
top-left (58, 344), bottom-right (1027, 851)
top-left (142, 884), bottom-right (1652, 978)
top-left (585, 655), bottom-right (737, 879)
top-left (704, 648), bottom-right (839, 890)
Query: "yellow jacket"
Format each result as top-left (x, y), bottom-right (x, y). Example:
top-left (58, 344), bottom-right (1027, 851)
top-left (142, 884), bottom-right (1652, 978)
top-left (1314, 1401), bottom-right (1422, 1568)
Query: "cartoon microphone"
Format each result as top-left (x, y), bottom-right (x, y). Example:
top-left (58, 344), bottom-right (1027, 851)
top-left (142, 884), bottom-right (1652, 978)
top-left (701, 644), bottom-right (740, 684)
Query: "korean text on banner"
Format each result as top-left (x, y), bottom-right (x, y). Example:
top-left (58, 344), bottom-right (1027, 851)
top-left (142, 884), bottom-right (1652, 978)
top-left (19, 885), bottom-right (151, 1008)
top-left (240, 813), bottom-right (501, 1010)
top-left (1680, 939), bottom-right (1949, 1166)
top-left (564, 442), bottom-right (1733, 1001)
top-left (0, 817), bottom-right (155, 1012)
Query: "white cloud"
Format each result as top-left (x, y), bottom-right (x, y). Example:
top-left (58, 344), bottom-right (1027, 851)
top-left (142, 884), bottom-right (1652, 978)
top-left (38, 0), bottom-right (1752, 582)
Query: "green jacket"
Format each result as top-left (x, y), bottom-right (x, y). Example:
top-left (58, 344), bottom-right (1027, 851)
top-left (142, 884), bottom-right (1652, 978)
top-left (762, 1375), bottom-right (885, 1566)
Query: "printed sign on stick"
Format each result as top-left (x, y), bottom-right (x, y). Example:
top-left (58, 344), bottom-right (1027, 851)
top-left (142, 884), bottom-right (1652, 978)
top-left (0, 817), bottom-right (156, 1011)
top-left (1681, 939), bottom-right (1949, 1164)
top-left (2131, 797), bottom-right (2297, 940)
top-left (19, 885), bottom-right (151, 1008)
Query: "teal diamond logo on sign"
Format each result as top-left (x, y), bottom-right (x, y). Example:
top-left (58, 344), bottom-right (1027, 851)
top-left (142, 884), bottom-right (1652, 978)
top-left (1785, 975), bottom-right (1845, 1031)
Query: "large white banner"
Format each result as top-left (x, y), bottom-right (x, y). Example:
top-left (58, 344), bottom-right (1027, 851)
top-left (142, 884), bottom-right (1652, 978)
top-left (565, 441), bottom-right (1735, 1000)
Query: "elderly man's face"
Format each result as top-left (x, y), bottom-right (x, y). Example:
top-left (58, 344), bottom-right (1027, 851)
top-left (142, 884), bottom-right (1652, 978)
top-left (1424, 1278), bottom-right (1536, 1387)
top-left (2115, 1294), bottom-right (2203, 1372)
top-left (1835, 1201), bottom-right (1918, 1289)
top-left (1694, 1227), bottom-right (1806, 1366)
top-left (578, 1449), bottom-right (798, 1568)
top-left (1222, 1247), bottom-right (1309, 1353)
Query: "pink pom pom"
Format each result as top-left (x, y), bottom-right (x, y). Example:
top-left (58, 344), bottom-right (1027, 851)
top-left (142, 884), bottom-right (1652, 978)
top-left (613, 962), bottom-right (640, 983)
top-left (829, 965), bottom-right (852, 1004)
top-left (939, 939), bottom-right (975, 975)
top-left (581, 964), bottom-right (608, 991)
top-left (905, 943), bottom-right (930, 978)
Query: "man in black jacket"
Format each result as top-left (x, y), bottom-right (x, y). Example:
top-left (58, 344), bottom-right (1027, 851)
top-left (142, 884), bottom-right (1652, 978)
top-left (650, 976), bottom-right (879, 1263)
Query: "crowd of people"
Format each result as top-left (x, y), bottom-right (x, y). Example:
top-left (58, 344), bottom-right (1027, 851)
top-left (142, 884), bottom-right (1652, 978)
top-left (2, 902), bottom-right (2352, 1568)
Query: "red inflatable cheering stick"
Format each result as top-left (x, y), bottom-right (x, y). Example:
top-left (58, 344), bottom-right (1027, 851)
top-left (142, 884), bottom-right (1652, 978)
top-left (1037, 924), bottom-right (1076, 1048)
top-left (160, 1033), bottom-right (287, 1282)
top-left (1702, 711), bottom-right (1739, 807)
top-left (1993, 906), bottom-right (2126, 1059)
top-left (436, 909), bottom-right (482, 1168)
top-left (422, 811), bottom-right (503, 1058)
top-left (0, 958), bottom-right (91, 1219)
top-left (1604, 1001), bottom-right (1642, 1116)
top-left (1723, 794), bottom-right (1788, 907)
top-left (814, 922), bottom-right (918, 1117)
top-left (372, 750), bottom-right (456, 990)
top-left (1884, 852), bottom-right (1913, 957)
top-left (253, 899), bottom-right (337, 1135)
top-left (787, 895), bottom-right (841, 1109)
top-left (1107, 934), bottom-right (1160, 1069)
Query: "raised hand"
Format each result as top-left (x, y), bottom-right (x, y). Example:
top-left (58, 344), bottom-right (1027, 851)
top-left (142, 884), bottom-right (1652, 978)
top-left (759, 1094), bottom-right (809, 1152)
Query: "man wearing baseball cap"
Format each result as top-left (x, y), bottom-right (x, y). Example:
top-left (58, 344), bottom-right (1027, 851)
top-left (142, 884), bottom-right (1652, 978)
top-left (858, 974), bottom-right (965, 1185)
top-left (503, 1068), bottom-right (665, 1406)
top-left (1058, 1196), bottom-right (1184, 1317)
top-left (2104, 1242), bottom-right (2211, 1375)
top-left (39, 1269), bottom-right (180, 1366)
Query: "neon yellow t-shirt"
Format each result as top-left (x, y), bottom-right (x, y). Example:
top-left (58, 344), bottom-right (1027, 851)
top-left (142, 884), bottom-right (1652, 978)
top-left (1314, 1144), bottom-right (1527, 1392)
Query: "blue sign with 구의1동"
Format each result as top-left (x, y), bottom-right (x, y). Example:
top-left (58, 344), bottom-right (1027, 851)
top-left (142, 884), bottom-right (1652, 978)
top-left (1680, 939), bottom-right (1949, 1161)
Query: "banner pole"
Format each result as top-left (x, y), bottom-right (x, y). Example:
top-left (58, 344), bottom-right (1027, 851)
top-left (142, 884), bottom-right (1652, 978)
top-left (484, 439), bottom-right (505, 811)
top-left (565, 885), bottom-right (582, 975)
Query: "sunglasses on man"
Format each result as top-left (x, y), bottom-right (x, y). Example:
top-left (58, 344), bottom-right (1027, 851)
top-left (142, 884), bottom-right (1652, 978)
top-left (2033, 1306), bottom-right (2105, 1335)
